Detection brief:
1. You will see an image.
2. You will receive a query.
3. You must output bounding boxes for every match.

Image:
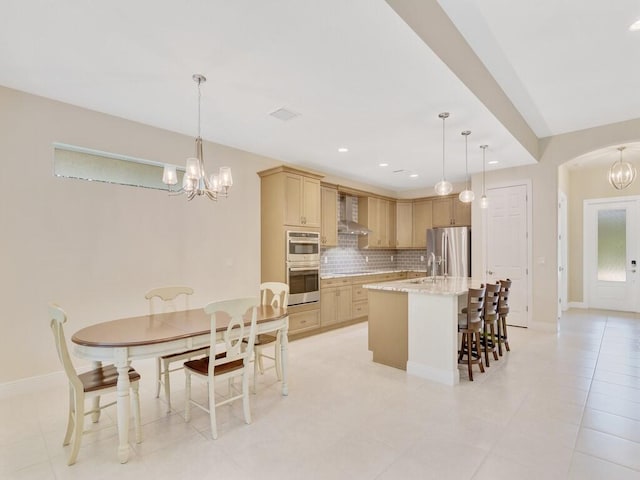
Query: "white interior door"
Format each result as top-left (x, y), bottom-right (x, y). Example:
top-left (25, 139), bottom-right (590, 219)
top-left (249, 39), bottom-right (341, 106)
top-left (486, 184), bottom-right (529, 327)
top-left (584, 199), bottom-right (639, 312)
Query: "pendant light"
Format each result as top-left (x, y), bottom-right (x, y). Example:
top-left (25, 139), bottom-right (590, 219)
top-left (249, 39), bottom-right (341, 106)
top-left (162, 74), bottom-right (233, 201)
top-left (608, 146), bottom-right (636, 190)
top-left (480, 145), bottom-right (489, 209)
top-left (458, 130), bottom-right (474, 203)
top-left (434, 112), bottom-right (453, 195)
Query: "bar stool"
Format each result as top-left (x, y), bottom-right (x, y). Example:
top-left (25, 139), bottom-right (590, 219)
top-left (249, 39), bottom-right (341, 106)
top-left (480, 282), bottom-right (500, 367)
top-left (496, 279), bottom-right (512, 356)
top-left (458, 285), bottom-right (486, 381)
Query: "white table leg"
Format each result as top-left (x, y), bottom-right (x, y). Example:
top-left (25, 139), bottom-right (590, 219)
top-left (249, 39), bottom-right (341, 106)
top-left (280, 319), bottom-right (289, 396)
top-left (114, 348), bottom-right (131, 464)
top-left (91, 361), bottom-right (102, 423)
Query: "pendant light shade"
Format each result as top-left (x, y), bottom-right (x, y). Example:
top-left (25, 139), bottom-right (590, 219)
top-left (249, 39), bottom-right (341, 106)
top-left (459, 130), bottom-right (474, 203)
top-left (435, 112), bottom-right (453, 196)
top-left (480, 145), bottom-right (488, 209)
top-left (609, 146), bottom-right (636, 190)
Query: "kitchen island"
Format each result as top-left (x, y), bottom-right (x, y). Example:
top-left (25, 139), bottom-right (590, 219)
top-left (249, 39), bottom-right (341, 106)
top-left (364, 276), bottom-right (482, 385)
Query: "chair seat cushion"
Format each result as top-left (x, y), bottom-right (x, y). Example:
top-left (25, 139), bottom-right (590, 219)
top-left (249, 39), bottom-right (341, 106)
top-left (80, 365), bottom-right (140, 393)
top-left (242, 333), bottom-right (277, 346)
top-left (184, 355), bottom-right (244, 376)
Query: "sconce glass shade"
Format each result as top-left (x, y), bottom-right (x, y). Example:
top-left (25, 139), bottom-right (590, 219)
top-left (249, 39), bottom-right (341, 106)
top-left (162, 165), bottom-right (178, 185)
top-left (434, 180), bottom-right (453, 196)
top-left (609, 147), bottom-right (636, 190)
top-left (459, 189), bottom-right (475, 203)
top-left (480, 194), bottom-right (489, 209)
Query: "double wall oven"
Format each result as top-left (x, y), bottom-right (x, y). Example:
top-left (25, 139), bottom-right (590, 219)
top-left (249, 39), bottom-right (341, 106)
top-left (286, 231), bottom-right (320, 306)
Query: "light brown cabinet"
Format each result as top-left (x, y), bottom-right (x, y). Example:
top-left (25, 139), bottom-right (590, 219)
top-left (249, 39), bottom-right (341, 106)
top-left (432, 196), bottom-right (471, 227)
top-left (395, 201), bottom-right (413, 248)
top-left (358, 196), bottom-right (396, 249)
top-left (283, 173), bottom-right (321, 227)
top-left (288, 308), bottom-right (321, 335)
top-left (320, 186), bottom-right (338, 247)
top-left (412, 199), bottom-right (433, 248)
top-left (321, 278), bottom-right (352, 327)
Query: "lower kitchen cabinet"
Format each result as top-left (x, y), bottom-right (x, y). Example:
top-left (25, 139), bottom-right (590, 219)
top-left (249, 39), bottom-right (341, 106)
top-left (321, 283), bottom-right (352, 327)
top-left (288, 308), bottom-right (320, 335)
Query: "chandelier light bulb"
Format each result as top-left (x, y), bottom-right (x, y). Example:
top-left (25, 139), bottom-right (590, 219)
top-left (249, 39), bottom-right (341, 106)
top-left (459, 189), bottom-right (475, 203)
top-left (480, 194), bottom-right (489, 209)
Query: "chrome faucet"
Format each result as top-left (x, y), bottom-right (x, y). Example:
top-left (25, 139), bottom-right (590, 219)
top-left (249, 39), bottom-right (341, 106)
top-left (427, 252), bottom-right (437, 280)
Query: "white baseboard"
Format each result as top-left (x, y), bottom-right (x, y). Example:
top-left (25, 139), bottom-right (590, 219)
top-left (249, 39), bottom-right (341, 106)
top-left (0, 370), bottom-right (66, 401)
top-left (406, 361), bottom-right (458, 386)
top-left (568, 302), bottom-right (587, 309)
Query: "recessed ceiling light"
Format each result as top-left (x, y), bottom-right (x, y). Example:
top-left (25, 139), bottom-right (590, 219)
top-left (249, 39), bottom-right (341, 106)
top-left (410, 173), bottom-right (419, 178)
top-left (379, 162), bottom-right (389, 167)
top-left (488, 160), bottom-right (499, 165)
top-left (629, 18), bottom-right (640, 31)
top-left (338, 147), bottom-right (349, 153)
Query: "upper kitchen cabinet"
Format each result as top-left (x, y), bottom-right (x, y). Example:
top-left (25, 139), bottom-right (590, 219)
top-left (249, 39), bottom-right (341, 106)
top-left (320, 185), bottom-right (338, 247)
top-left (431, 195), bottom-right (471, 227)
top-left (358, 196), bottom-right (396, 249)
top-left (259, 166), bottom-right (322, 230)
top-left (412, 198), bottom-right (433, 248)
top-left (395, 201), bottom-right (413, 248)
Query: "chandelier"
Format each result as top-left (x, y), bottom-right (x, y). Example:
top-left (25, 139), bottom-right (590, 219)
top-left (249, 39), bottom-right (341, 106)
top-left (434, 112), bottom-right (453, 196)
top-left (458, 130), bottom-right (474, 203)
top-left (608, 146), bottom-right (636, 190)
top-left (162, 74), bottom-right (232, 201)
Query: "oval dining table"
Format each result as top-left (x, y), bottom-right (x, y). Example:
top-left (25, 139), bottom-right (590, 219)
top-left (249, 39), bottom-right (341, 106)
top-left (72, 304), bottom-right (288, 463)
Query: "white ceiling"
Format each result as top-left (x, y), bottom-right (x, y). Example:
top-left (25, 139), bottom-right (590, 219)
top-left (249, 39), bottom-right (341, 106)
top-left (1, 1), bottom-right (638, 192)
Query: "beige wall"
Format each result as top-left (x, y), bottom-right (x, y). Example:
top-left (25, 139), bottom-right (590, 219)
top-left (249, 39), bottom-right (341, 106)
top-left (567, 163), bottom-right (640, 303)
top-left (0, 86), bottom-right (280, 383)
top-left (471, 117), bottom-right (640, 330)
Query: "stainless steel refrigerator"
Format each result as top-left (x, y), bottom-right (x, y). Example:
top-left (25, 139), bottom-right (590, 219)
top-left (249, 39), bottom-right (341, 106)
top-left (426, 226), bottom-right (471, 277)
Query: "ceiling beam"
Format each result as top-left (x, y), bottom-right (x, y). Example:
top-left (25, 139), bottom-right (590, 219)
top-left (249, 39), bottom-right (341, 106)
top-left (386, 0), bottom-right (540, 161)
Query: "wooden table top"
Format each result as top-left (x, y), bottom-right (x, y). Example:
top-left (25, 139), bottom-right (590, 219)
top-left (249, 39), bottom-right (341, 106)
top-left (72, 305), bottom-right (286, 348)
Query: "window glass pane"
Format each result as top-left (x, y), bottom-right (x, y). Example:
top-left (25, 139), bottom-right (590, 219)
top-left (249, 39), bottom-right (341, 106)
top-left (54, 144), bottom-right (183, 191)
top-left (597, 209), bottom-right (626, 282)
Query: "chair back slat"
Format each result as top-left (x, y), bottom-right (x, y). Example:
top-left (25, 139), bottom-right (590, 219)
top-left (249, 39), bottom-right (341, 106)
top-left (484, 282), bottom-right (500, 319)
top-left (260, 282), bottom-right (289, 308)
top-left (204, 297), bottom-right (258, 373)
top-left (466, 286), bottom-right (486, 324)
top-left (498, 279), bottom-right (512, 313)
top-left (145, 286), bottom-right (194, 314)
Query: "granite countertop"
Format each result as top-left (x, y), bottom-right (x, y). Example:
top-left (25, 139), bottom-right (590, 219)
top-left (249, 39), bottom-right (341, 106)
top-left (320, 269), bottom-right (425, 280)
top-left (363, 276), bottom-right (483, 296)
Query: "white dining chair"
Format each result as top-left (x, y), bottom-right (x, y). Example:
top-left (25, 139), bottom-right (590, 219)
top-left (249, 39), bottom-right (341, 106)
top-left (145, 286), bottom-right (209, 412)
top-left (49, 304), bottom-right (142, 465)
top-left (251, 282), bottom-right (289, 393)
top-left (184, 297), bottom-right (258, 439)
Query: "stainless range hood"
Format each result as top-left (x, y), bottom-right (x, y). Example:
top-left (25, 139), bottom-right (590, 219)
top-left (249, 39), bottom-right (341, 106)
top-left (337, 195), bottom-right (372, 235)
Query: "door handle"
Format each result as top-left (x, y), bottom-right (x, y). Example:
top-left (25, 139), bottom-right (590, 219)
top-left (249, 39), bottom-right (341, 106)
top-left (487, 270), bottom-right (494, 275)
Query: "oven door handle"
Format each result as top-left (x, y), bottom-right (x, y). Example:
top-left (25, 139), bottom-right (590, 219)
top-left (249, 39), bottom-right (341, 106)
top-left (288, 266), bottom-right (320, 272)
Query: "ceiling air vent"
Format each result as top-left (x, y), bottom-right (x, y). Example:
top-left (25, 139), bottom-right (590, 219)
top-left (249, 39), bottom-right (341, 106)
top-left (269, 107), bottom-right (300, 121)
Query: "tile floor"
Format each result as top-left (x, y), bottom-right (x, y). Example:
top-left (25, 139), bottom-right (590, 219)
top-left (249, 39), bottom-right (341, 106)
top-left (2, 308), bottom-right (640, 479)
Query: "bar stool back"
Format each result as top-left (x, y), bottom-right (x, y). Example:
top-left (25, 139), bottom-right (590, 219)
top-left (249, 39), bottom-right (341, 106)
top-left (481, 282), bottom-right (500, 367)
top-left (497, 279), bottom-right (512, 356)
top-left (458, 285), bottom-right (486, 381)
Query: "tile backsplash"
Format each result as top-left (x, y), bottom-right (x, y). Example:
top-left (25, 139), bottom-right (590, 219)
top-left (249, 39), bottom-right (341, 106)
top-left (320, 235), bottom-right (427, 275)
